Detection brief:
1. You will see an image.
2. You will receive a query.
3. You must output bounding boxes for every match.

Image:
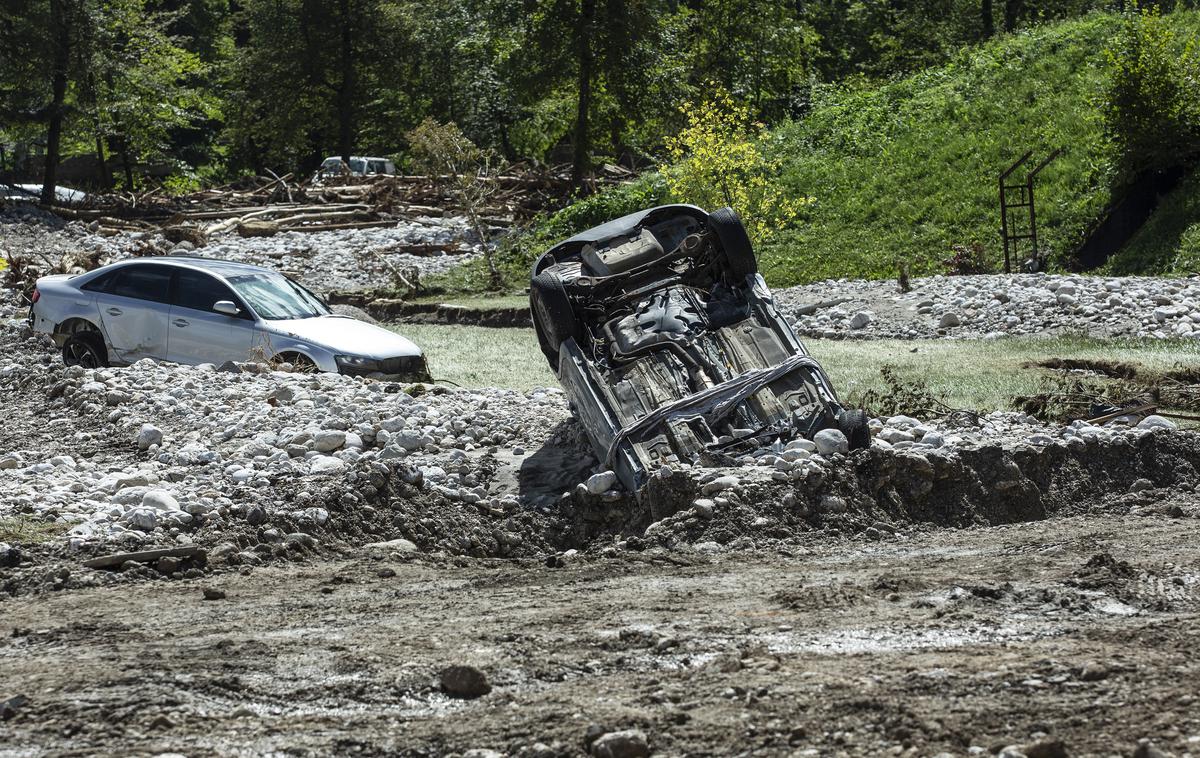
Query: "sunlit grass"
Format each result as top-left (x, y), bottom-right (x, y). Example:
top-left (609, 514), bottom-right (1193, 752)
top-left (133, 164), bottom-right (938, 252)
top-left (0, 516), bottom-right (68, 544)
top-left (391, 323), bottom-right (1200, 416)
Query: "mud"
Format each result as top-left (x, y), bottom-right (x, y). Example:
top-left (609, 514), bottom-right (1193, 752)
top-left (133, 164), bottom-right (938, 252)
top-left (3, 507), bottom-right (1199, 757)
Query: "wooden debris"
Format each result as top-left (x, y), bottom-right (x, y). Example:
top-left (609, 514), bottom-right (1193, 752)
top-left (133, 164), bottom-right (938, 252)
top-left (82, 545), bottom-right (207, 570)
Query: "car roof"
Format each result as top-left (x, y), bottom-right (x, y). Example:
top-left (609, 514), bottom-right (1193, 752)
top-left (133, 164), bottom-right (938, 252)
top-left (99, 256), bottom-right (275, 279)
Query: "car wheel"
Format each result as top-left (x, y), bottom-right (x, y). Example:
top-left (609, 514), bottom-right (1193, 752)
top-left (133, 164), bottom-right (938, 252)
top-left (277, 352), bottom-right (318, 373)
top-left (709, 207), bottom-right (757, 281)
top-left (837, 408), bottom-right (871, 450)
top-left (531, 270), bottom-right (581, 354)
top-left (62, 332), bottom-right (109, 369)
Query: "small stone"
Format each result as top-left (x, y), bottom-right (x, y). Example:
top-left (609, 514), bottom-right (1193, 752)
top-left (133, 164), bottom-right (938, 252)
top-left (313, 430), bottom-right (347, 452)
top-left (1132, 741), bottom-right (1170, 758)
top-left (439, 665), bottom-right (491, 698)
top-left (141, 490), bottom-right (179, 511)
top-left (813, 429), bottom-right (849, 456)
top-left (589, 729), bottom-right (650, 758)
top-left (849, 311), bottom-right (874, 329)
top-left (1129, 478), bottom-right (1154, 493)
top-left (246, 505), bottom-right (268, 526)
top-left (0, 454), bottom-right (22, 470)
top-left (310, 456), bottom-right (345, 474)
top-left (377, 567), bottom-right (397, 578)
top-left (123, 507), bottom-right (158, 532)
top-left (938, 312), bottom-right (961, 328)
top-left (0, 542), bottom-right (21, 568)
top-left (1137, 415), bottom-right (1177, 431)
top-left (136, 424), bottom-right (163, 450)
top-left (701, 475), bottom-right (739, 495)
top-left (202, 587), bottom-right (226, 601)
top-left (1078, 661), bottom-right (1109, 682)
top-left (585, 470), bottom-right (618, 495)
top-left (692, 498), bottom-right (715, 519)
top-left (1024, 739), bottom-right (1068, 758)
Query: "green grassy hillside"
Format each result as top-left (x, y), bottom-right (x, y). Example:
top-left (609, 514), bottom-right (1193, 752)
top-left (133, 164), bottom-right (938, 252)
top-left (764, 13), bottom-right (1130, 284)
top-left (437, 10), bottom-right (1200, 295)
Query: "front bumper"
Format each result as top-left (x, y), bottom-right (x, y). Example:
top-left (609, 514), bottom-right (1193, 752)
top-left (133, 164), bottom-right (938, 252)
top-left (337, 354), bottom-right (431, 382)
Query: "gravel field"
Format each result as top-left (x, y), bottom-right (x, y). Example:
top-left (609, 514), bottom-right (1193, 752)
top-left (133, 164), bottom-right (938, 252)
top-left (4, 213), bottom-right (1200, 756)
top-left (777, 273), bottom-right (1200, 340)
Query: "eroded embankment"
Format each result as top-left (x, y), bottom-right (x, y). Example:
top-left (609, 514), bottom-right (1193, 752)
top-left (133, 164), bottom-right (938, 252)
top-left (287, 428), bottom-right (1200, 558)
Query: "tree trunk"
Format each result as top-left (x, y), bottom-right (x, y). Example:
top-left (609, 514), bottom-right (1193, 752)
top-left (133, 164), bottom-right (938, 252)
top-left (120, 143), bottom-right (135, 190)
top-left (336, 0), bottom-right (355, 163)
top-left (981, 0), bottom-right (994, 38)
top-left (572, 0), bottom-right (596, 189)
top-left (1003, 0), bottom-right (1022, 33)
top-left (94, 134), bottom-right (110, 190)
top-left (41, 0), bottom-right (71, 206)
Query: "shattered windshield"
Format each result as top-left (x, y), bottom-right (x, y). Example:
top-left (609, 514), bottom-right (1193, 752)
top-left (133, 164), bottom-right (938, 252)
top-left (227, 272), bottom-right (330, 320)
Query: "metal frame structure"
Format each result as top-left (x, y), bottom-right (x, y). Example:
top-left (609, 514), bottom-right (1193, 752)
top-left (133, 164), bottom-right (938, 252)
top-left (999, 148), bottom-right (1061, 273)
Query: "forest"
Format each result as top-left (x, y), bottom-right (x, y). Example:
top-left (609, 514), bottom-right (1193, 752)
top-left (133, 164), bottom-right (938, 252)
top-left (1, 0), bottom-right (1140, 197)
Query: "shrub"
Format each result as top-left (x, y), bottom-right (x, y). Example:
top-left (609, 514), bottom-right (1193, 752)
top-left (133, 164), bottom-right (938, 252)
top-left (662, 87), bottom-right (809, 244)
top-left (1102, 4), bottom-right (1200, 183)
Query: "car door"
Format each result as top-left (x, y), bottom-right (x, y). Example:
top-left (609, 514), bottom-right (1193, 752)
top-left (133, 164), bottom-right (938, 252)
top-left (167, 269), bottom-right (258, 365)
top-left (92, 264), bottom-right (172, 362)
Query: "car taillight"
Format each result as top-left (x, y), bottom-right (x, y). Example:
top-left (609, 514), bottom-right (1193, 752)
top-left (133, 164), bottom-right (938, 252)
top-left (31, 289), bottom-right (40, 304)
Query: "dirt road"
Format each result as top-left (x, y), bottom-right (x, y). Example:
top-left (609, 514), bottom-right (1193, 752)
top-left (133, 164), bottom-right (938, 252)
top-left (3, 504), bottom-right (1198, 757)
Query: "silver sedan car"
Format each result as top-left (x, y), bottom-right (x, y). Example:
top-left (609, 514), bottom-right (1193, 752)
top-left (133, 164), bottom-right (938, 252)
top-left (28, 257), bottom-right (428, 379)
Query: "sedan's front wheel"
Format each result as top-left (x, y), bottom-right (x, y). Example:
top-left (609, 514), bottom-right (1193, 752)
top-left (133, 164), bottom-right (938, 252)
top-left (62, 332), bottom-right (109, 369)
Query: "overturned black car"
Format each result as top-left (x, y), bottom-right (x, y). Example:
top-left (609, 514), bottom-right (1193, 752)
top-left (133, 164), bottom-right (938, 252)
top-left (530, 204), bottom-right (869, 491)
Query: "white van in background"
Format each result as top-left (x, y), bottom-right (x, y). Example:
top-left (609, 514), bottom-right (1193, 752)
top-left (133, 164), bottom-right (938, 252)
top-left (313, 155), bottom-right (396, 182)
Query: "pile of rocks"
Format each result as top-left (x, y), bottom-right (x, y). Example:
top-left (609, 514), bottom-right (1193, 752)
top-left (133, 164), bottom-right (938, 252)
top-left (0, 204), bottom-right (479, 295)
top-left (775, 273), bottom-right (1200, 340)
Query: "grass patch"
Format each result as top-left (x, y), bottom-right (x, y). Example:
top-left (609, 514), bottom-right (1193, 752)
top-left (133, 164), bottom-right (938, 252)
top-left (813, 335), bottom-right (1200, 414)
top-left (409, 293), bottom-right (530, 310)
top-left (394, 323), bottom-right (1200, 418)
top-left (393, 324), bottom-right (556, 392)
top-left (0, 516), bottom-right (68, 544)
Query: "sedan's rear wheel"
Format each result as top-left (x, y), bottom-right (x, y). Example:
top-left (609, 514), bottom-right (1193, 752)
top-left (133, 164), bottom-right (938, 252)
top-left (62, 332), bottom-right (109, 369)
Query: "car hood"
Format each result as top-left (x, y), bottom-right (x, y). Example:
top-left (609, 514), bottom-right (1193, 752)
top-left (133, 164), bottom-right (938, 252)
top-left (267, 315), bottom-right (422, 357)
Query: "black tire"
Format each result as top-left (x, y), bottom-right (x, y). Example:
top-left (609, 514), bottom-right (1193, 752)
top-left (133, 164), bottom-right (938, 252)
top-left (837, 408), bottom-right (871, 450)
top-left (530, 270), bottom-right (581, 357)
top-left (62, 332), bottom-right (109, 369)
top-left (709, 206), bottom-right (757, 281)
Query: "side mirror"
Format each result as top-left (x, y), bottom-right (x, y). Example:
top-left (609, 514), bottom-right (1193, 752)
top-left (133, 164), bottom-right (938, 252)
top-left (213, 300), bottom-right (240, 317)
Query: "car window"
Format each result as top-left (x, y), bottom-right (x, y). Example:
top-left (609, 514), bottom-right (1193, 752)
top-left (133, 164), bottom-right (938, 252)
top-left (348, 159), bottom-right (366, 173)
top-left (226, 271), bottom-right (330, 320)
top-left (368, 160), bottom-right (386, 174)
top-left (81, 270), bottom-right (119, 293)
top-left (109, 265), bottom-right (172, 303)
top-left (172, 269), bottom-right (246, 316)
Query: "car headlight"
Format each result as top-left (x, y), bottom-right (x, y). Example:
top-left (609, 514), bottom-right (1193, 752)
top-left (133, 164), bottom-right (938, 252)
top-left (334, 354), bottom-right (381, 373)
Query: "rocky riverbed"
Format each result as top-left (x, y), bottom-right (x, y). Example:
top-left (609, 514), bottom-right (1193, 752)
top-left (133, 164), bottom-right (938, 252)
top-left (777, 273), bottom-right (1200, 340)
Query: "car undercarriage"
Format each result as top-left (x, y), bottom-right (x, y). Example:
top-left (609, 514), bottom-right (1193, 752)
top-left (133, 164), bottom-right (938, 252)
top-left (530, 204), bottom-right (869, 491)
